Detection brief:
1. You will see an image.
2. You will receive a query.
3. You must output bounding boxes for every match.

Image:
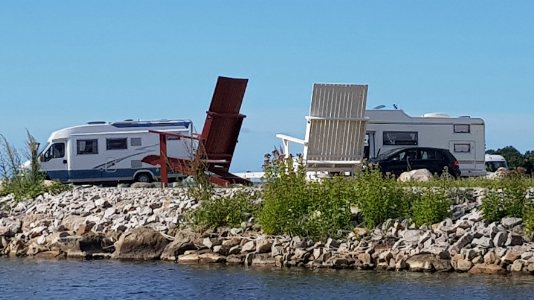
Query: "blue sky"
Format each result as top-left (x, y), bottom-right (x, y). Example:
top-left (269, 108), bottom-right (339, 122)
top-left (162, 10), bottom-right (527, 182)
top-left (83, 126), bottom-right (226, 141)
top-left (1, 1), bottom-right (533, 172)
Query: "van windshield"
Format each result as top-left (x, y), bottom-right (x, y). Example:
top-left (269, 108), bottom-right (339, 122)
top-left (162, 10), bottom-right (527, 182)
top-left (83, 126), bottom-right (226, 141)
top-left (486, 161), bottom-right (508, 172)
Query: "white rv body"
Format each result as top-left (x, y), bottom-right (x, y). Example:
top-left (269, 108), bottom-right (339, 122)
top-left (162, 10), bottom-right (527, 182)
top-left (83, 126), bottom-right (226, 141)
top-left (364, 110), bottom-right (486, 177)
top-left (39, 120), bottom-right (195, 183)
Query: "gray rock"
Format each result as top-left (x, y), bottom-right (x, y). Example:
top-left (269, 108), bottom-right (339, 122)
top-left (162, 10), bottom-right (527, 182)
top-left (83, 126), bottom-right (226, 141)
top-left (501, 217), bottom-right (522, 229)
top-left (493, 232), bottom-right (508, 247)
top-left (472, 237), bottom-right (494, 248)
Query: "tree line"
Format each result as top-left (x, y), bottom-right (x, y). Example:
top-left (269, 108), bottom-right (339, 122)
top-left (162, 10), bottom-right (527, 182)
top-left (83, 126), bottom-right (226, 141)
top-left (486, 146), bottom-right (534, 169)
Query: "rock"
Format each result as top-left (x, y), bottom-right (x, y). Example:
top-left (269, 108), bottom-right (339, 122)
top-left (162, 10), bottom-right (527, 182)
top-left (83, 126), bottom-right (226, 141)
top-left (398, 169), bottom-right (433, 182)
top-left (402, 230), bottom-right (422, 243)
top-left (111, 227), bottom-right (169, 260)
top-left (161, 241), bottom-right (197, 261)
top-left (251, 254), bottom-right (276, 266)
top-left (405, 254), bottom-right (450, 272)
top-left (241, 241), bottom-right (255, 253)
top-left (501, 217), bottom-right (522, 229)
top-left (468, 264), bottom-right (507, 275)
top-left (493, 232), bottom-right (508, 247)
top-left (451, 233), bottom-right (473, 253)
top-left (54, 233), bottom-right (109, 258)
top-left (472, 237), bottom-right (494, 248)
top-left (456, 259), bottom-right (473, 272)
top-left (178, 253), bottom-right (199, 264)
top-left (256, 237), bottom-right (273, 254)
top-left (60, 215), bottom-right (86, 233)
top-left (198, 253), bottom-right (226, 264)
top-left (131, 182), bottom-right (156, 189)
top-left (484, 251), bottom-right (496, 265)
top-left (511, 260), bottom-right (525, 272)
top-left (505, 234), bottom-right (523, 246)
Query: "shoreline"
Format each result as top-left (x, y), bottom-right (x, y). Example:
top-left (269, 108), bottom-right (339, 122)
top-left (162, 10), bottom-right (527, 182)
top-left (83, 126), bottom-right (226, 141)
top-left (1, 185), bottom-right (534, 276)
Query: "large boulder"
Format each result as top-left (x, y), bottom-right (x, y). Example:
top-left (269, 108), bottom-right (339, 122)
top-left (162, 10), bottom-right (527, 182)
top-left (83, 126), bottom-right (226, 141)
top-left (398, 169), bottom-right (433, 182)
top-left (111, 227), bottom-right (169, 260)
top-left (161, 241), bottom-right (197, 261)
top-left (406, 254), bottom-right (451, 272)
top-left (468, 264), bottom-right (506, 275)
top-left (53, 233), bottom-right (111, 258)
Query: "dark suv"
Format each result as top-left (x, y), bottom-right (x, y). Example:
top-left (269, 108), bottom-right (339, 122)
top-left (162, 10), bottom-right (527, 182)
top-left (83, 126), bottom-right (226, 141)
top-left (368, 147), bottom-right (461, 178)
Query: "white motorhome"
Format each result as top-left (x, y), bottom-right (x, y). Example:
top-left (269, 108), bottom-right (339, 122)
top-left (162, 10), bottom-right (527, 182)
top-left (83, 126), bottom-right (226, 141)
top-left (485, 154), bottom-right (508, 172)
top-left (364, 110), bottom-right (486, 177)
top-left (38, 119), bottom-right (195, 184)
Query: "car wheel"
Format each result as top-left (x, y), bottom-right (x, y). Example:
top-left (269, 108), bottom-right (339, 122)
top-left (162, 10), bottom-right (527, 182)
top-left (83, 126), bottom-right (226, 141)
top-left (135, 173), bottom-right (152, 183)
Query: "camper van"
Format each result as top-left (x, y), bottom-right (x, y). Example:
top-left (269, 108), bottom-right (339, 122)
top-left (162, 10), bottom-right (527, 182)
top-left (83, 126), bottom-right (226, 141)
top-left (364, 110), bottom-right (486, 177)
top-left (38, 119), bottom-right (195, 184)
top-left (485, 154), bottom-right (508, 172)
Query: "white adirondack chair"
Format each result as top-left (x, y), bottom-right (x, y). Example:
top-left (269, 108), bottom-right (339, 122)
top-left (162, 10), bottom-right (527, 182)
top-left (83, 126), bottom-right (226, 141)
top-left (276, 83), bottom-right (369, 173)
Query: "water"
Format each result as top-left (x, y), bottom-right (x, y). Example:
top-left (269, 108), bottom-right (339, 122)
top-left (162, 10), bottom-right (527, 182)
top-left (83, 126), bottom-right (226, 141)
top-left (1, 258), bottom-right (533, 300)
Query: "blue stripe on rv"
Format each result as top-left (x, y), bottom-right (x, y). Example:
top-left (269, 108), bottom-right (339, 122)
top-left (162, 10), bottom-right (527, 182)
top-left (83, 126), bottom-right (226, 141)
top-left (45, 168), bottom-right (167, 183)
top-left (111, 121), bottom-right (191, 128)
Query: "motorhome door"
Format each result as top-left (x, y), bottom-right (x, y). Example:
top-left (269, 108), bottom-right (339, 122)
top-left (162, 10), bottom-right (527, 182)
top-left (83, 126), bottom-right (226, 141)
top-left (40, 140), bottom-right (69, 182)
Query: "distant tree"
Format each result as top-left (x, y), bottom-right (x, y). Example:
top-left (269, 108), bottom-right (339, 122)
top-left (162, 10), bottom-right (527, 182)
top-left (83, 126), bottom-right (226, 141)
top-left (525, 150), bottom-right (534, 161)
top-left (486, 149), bottom-right (497, 155)
top-left (491, 146), bottom-right (524, 169)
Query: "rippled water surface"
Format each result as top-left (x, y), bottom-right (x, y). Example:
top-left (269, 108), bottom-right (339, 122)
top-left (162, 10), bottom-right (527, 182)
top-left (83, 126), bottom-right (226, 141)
top-left (1, 258), bottom-right (533, 300)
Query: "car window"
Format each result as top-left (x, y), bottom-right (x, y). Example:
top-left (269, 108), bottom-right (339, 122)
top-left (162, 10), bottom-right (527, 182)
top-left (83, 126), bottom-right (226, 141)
top-left (390, 151), bottom-right (406, 161)
top-left (420, 149), bottom-right (437, 160)
top-left (405, 150), bottom-right (417, 160)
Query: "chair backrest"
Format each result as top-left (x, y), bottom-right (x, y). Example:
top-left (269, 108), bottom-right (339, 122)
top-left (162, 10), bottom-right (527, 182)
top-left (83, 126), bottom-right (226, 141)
top-left (304, 84), bottom-right (368, 164)
top-left (198, 76), bottom-right (248, 172)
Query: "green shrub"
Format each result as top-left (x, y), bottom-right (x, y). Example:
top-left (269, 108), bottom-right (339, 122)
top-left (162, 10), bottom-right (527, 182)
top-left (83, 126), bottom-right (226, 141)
top-left (481, 190), bottom-right (507, 222)
top-left (353, 167), bottom-right (409, 228)
top-left (523, 201), bottom-right (534, 238)
top-left (190, 190), bottom-right (261, 228)
top-left (0, 131), bottom-right (70, 200)
top-left (410, 188), bottom-right (451, 226)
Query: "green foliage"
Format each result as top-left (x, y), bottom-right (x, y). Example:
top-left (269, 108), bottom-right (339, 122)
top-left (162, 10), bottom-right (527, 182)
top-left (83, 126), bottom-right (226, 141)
top-left (353, 167), bottom-right (409, 228)
top-left (190, 189), bottom-right (261, 228)
top-left (481, 176), bottom-right (529, 221)
top-left (487, 146), bottom-right (524, 169)
top-left (409, 188), bottom-right (451, 226)
top-left (0, 131), bottom-right (70, 200)
top-left (481, 191), bottom-right (507, 221)
top-left (258, 151), bottom-right (357, 239)
top-left (523, 202), bottom-right (534, 238)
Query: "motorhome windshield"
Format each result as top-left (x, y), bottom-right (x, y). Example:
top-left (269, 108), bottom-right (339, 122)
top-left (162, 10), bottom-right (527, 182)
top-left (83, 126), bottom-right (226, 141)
top-left (486, 161), bottom-right (508, 172)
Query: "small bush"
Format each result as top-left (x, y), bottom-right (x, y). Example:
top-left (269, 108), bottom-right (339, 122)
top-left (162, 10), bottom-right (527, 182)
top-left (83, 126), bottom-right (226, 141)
top-left (190, 190), bottom-right (261, 228)
top-left (410, 188), bottom-right (451, 226)
top-left (353, 167), bottom-right (409, 228)
top-left (481, 190), bottom-right (507, 222)
top-left (0, 131), bottom-right (70, 200)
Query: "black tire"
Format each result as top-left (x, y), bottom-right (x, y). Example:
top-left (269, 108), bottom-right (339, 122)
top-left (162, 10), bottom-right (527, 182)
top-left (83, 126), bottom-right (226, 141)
top-left (135, 173), bottom-right (152, 183)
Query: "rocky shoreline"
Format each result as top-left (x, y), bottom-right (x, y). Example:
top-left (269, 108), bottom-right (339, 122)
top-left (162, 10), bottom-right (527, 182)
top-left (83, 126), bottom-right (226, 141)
top-left (1, 185), bottom-right (534, 276)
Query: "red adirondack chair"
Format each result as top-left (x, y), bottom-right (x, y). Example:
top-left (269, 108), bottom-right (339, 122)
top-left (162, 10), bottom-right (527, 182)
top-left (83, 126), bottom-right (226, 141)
top-left (141, 76), bottom-right (252, 187)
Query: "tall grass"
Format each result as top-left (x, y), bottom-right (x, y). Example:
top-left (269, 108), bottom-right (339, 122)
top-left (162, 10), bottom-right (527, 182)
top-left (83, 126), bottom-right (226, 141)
top-left (0, 131), bottom-right (69, 200)
top-left (190, 152), bottom-right (534, 239)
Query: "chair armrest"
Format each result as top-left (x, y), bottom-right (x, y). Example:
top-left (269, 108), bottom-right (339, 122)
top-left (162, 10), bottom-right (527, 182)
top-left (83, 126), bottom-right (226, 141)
top-left (275, 134), bottom-right (305, 145)
top-left (275, 134), bottom-right (306, 157)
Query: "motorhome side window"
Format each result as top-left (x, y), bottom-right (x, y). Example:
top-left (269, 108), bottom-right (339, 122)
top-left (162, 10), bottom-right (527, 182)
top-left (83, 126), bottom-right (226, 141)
top-left (383, 131), bottom-right (418, 145)
top-left (454, 143), bottom-right (471, 153)
top-left (454, 124), bottom-right (470, 133)
top-left (77, 139), bottom-right (98, 155)
top-left (42, 142), bottom-right (65, 162)
top-left (106, 138), bottom-right (127, 150)
top-left (131, 138), bottom-right (142, 147)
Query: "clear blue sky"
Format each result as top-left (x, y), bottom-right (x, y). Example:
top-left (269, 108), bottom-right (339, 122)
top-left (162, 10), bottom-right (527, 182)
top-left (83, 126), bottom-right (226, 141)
top-left (1, 1), bottom-right (533, 172)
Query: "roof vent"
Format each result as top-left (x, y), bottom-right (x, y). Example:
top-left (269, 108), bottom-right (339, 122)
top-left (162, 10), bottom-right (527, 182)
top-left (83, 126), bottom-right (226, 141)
top-left (87, 121), bottom-right (107, 124)
top-left (422, 113), bottom-right (450, 118)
